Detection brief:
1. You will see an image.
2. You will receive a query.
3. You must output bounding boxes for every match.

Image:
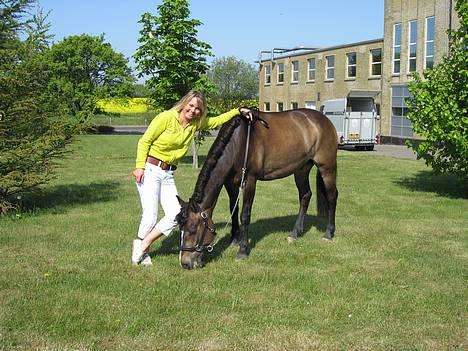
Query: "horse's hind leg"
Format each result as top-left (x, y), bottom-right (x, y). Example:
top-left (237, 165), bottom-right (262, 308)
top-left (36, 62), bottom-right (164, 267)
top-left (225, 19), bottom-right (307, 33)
top-left (224, 179), bottom-right (240, 245)
top-left (316, 164), bottom-right (338, 240)
top-left (289, 161), bottom-right (314, 241)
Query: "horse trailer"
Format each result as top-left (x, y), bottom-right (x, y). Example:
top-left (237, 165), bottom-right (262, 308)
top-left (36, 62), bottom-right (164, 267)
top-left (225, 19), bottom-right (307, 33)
top-left (320, 91), bottom-right (380, 150)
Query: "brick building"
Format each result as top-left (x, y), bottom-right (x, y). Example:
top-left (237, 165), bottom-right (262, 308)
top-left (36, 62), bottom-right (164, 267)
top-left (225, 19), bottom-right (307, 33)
top-left (258, 0), bottom-right (460, 143)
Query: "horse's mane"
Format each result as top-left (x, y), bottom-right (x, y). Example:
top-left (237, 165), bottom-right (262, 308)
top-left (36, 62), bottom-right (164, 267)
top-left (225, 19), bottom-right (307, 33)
top-left (192, 116), bottom-right (242, 205)
top-left (176, 116), bottom-right (242, 227)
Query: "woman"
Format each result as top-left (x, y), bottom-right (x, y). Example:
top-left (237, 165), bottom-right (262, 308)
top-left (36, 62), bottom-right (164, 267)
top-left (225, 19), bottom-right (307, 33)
top-left (131, 90), bottom-right (253, 266)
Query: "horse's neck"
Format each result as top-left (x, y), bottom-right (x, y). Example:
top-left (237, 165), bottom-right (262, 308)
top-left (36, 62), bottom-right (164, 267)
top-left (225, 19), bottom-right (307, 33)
top-left (199, 126), bottom-right (244, 210)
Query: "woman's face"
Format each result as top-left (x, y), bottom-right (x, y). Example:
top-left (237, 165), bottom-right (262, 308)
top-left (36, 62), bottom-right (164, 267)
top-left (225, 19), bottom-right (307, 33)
top-left (181, 97), bottom-right (202, 122)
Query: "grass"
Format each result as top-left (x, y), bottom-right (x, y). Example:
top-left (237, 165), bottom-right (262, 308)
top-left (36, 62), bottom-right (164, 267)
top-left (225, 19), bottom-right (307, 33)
top-left (0, 135), bottom-right (467, 351)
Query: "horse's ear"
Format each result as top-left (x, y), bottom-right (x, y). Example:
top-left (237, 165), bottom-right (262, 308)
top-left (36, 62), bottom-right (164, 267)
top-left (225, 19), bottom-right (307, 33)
top-left (176, 195), bottom-right (187, 206)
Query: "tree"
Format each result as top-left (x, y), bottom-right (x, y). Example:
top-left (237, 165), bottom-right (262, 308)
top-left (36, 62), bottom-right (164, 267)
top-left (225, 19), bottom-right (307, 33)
top-left (0, 1), bottom-right (77, 214)
top-left (207, 56), bottom-right (258, 111)
top-left (134, 0), bottom-right (215, 168)
top-left (45, 34), bottom-right (134, 120)
top-left (133, 0), bottom-right (212, 109)
top-left (407, 0), bottom-right (467, 178)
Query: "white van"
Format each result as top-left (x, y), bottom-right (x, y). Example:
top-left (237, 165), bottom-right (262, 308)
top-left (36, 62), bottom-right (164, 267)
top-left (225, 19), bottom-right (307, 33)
top-left (320, 91), bottom-right (380, 150)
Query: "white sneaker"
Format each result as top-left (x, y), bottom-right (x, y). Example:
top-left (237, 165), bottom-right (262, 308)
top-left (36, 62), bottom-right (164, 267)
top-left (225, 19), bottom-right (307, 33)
top-left (131, 239), bottom-right (143, 265)
top-left (140, 253), bottom-right (153, 266)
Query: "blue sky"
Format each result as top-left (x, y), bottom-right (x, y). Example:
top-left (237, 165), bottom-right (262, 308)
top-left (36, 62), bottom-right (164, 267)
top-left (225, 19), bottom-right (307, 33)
top-left (38, 0), bottom-right (384, 67)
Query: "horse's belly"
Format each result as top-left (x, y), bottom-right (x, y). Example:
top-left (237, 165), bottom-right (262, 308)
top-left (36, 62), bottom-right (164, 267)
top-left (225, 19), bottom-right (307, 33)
top-left (260, 160), bottom-right (305, 180)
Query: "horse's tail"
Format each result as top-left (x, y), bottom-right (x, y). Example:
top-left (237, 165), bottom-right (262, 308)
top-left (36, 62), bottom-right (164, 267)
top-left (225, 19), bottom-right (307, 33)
top-left (316, 169), bottom-right (328, 217)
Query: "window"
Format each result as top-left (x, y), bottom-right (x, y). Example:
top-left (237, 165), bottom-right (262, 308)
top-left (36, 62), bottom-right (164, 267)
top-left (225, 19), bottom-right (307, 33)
top-left (346, 52), bottom-right (357, 78)
top-left (326, 55), bottom-right (335, 80)
top-left (277, 102), bottom-right (283, 112)
top-left (291, 61), bottom-right (299, 82)
top-left (291, 102), bottom-right (298, 109)
top-left (308, 58), bottom-right (316, 80)
top-left (408, 20), bottom-right (417, 72)
top-left (425, 16), bottom-right (435, 69)
top-left (370, 48), bottom-right (382, 76)
top-left (277, 63), bottom-right (284, 83)
top-left (391, 85), bottom-right (413, 138)
top-left (265, 64), bottom-right (271, 84)
top-left (393, 23), bottom-right (401, 74)
top-left (264, 102), bottom-right (270, 111)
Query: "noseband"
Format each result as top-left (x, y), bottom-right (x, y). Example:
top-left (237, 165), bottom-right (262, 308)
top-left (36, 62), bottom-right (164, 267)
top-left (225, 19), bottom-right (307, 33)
top-left (180, 211), bottom-right (217, 253)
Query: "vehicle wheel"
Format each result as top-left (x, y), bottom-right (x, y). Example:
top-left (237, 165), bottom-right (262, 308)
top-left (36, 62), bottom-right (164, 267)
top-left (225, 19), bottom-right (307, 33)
top-left (365, 145), bottom-right (375, 151)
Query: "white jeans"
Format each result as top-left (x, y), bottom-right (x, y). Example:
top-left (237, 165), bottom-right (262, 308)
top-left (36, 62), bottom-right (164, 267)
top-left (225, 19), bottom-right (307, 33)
top-left (136, 162), bottom-right (181, 239)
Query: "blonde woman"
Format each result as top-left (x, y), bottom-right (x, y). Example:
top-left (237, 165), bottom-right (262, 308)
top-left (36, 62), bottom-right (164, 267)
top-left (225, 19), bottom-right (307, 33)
top-left (131, 90), bottom-right (253, 265)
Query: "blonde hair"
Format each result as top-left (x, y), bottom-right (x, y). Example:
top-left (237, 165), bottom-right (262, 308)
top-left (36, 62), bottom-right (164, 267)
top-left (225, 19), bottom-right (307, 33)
top-left (172, 90), bottom-right (207, 120)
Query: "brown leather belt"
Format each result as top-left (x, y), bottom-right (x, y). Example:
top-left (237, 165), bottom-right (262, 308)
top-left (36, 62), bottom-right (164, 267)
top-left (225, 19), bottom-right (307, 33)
top-left (147, 155), bottom-right (177, 171)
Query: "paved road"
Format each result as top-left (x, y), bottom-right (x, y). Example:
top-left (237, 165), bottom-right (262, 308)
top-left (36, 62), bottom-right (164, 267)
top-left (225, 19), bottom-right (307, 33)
top-left (113, 125), bottom-right (418, 160)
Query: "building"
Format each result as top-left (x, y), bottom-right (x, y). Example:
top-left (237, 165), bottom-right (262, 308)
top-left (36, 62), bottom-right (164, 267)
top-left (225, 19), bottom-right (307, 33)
top-left (258, 0), bottom-right (460, 143)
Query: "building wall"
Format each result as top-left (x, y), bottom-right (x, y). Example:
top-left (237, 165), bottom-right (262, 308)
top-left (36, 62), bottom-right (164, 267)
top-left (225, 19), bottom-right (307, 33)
top-left (259, 40), bottom-right (383, 113)
top-left (258, 0), bottom-right (459, 142)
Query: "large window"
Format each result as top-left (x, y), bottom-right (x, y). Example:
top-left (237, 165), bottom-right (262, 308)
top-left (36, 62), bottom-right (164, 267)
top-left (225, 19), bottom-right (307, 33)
top-left (308, 58), bottom-right (316, 81)
top-left (277, 63), bottom-right (284, 83)
top-left (265, 64), bottom-right (271, 84)
top-left (326, 55), bottom-right (335, 80)
top-left (370, 48), bottom-right (382, 76)
top-left (346, 52), bottom-right (357, 78)
top-left (425, 16), bottom-right (435, 69)
top-left (277, 102), bottom-right (284, 112)
top-left (290, 102), bottom-right (298, 109)
top-left (393, 23), bottom-right (402, 74)
top-left (291, 60), bottom-right (299, 82)
top-left (264, 102), bottom-right (270, 111)
top-left (391, 85), bottom-right (413, 138)
top-left (408, 20), bottom-right (417, 72)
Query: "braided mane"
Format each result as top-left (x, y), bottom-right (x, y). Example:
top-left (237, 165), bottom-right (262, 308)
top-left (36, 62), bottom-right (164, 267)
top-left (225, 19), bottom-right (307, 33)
top-left (191, 116), bottom-right (242, 205)
top-left (176, 116), bottom-right (242, 228)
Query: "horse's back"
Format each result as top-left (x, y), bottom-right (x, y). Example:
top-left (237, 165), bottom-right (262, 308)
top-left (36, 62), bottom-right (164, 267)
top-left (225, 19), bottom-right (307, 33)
top-left (251, 109), bottom-right (337, 179)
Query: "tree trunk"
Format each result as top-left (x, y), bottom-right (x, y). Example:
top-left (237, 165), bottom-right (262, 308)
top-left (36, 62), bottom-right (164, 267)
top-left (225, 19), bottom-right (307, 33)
top-left (191, 139), bottom-right (198, 168)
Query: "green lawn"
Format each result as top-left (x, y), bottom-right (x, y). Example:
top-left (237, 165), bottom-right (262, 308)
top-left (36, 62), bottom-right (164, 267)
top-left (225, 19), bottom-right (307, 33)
top-left (1, 135), bottom-right (467, 351)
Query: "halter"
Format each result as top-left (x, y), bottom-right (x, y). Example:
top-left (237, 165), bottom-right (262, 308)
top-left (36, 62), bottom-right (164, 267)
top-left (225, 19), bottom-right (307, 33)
top-left (179, 211), bottom-right (217, 253)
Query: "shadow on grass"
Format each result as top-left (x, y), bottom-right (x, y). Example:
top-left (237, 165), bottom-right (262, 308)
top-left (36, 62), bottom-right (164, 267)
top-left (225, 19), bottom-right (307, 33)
top-left (395, 170), bottom-right (468, 199)
top-left (152, 213), bottom-right (327, 265)
top-left (19, 181), bottom-right (121, 213)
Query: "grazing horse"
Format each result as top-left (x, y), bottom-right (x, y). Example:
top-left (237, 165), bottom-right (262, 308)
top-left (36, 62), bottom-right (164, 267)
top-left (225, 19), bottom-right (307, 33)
top-left (176, 109), bottom-right (338, 269)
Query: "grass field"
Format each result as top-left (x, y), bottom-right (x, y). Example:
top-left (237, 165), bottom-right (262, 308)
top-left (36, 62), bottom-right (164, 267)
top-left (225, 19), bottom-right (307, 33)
top-left (1, 135), bottom-right (467, 351)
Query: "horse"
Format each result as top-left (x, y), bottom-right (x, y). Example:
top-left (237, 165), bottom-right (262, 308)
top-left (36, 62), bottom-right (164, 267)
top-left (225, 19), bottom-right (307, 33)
top-left (176, 108), bottom-right (338, 269)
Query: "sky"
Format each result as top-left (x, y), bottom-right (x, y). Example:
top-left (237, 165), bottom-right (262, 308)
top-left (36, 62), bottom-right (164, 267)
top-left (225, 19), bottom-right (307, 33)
top-left (37, 0), bottom-right (384, 69)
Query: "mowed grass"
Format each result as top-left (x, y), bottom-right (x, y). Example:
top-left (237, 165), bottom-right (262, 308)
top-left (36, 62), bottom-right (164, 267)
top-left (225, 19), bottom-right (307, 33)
top-left (0, 135), bottom-right (467, 351)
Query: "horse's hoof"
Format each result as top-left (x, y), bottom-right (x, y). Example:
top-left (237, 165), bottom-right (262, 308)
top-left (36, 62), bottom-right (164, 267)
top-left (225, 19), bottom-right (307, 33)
top-left (287, 236), bottom-right (297, 243)
top-left (230, 239), bottom-right (240, 247)
top-left (235, 253), bottom-right (249, 261)
top-left (322, 236), bottom-right (333, 241)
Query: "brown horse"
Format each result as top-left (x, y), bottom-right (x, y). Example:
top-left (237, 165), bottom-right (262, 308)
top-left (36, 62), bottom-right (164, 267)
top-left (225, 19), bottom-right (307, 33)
top-left (176, 109), bottom-right (338, 269)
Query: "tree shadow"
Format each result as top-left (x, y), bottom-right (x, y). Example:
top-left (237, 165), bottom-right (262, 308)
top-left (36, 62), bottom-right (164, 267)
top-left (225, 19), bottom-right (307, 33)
top-left (19, 181), bottom-right (121, 213)
top-left (152, 213), bottom-right (327, 265)
top-left (395, 170), bottom-right (468, 199)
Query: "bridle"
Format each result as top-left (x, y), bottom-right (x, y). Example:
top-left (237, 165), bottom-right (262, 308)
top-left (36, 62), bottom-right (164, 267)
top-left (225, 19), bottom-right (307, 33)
top-left (179, 211), bottom-right (217, 253)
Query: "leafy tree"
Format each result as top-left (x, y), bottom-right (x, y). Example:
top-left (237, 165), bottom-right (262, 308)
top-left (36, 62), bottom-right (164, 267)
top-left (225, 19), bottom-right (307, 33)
top-left (133, 0), bottom-right (212, 109)
top-left (45, 34), bottom-right (134, 120)
top-left (407, 0), bottom-right (467, 178)
top-left (0, 1), bottom-right (77, 214)
top-left (134, 0), bottom-right (215, 168)
top-left (207, 56), bottom-right (258, 111)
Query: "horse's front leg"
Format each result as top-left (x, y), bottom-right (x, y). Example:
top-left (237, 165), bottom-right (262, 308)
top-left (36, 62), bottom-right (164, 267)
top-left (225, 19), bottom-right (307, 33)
top-left (224, 179), bottom-right (240, 245)
top-left (237, 177), bottom-right (257, 260)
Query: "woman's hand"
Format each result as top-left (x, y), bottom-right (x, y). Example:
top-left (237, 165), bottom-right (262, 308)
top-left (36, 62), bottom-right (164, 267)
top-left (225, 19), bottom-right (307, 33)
top-left (239, 107), bottom-right (255, 121)
top-left (133, 168), bottom-right (145, 183)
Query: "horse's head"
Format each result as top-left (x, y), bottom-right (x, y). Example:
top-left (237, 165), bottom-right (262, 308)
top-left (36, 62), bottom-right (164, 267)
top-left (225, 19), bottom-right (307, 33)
top-left (176, 196), bottom-right (217, 269)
